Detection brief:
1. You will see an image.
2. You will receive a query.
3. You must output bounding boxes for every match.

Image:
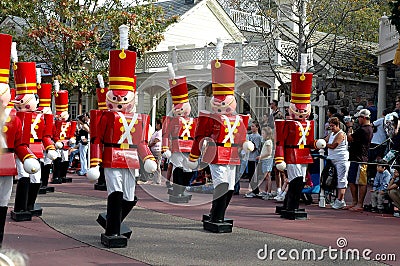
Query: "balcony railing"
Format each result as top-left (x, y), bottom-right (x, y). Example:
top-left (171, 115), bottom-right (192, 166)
top-left (229, 9), bottom-right (271, 33)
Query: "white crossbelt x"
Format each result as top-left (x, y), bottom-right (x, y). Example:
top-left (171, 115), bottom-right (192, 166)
top-left (295, 120), bottom-right (310, 147)
top-left (117, 112), bottom-right (138, 145)
top-left (222, 115), bottom-right (240, 144)
top-left (60, 122), bottom-right (70, 139)
top-left (180, 117), bottom-right (193, 138)
top-left (31, 113), bottom-right (42, 140)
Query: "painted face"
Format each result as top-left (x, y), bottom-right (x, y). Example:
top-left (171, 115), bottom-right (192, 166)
top-left (40, 106), bottom-right (53, 115)
top-left (172, 102), bottom-right (191, 117)
top-left (0, 83), bottom-right (11, 108)
top-left (210, 95), bottom-right (237, 115)
top-left (288, 102), bottom-right (311, 121)
top-left (106, 90), bottom-right (135, 113)
top-left (55, 111), bottom-right (69, 121)
top-left (14, 93), bottom-right (38, 112)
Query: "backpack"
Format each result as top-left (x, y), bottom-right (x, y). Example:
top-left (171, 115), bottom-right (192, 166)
top-left (320, 159), bottom-right (337, 191)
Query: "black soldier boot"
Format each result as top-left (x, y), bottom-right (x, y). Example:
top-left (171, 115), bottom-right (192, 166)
top-left (27, 183), bottom-right (43, 217)
top-left (203, 183), bottom-right (232, 233)
top-left (101, 191), bottom-right (127, 248)
top-left (0, 206), bottom-right (7, 248)
top-left (11, 177), bottom-right (32, 221)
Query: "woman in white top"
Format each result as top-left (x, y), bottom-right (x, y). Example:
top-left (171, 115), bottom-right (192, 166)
top-left (324, 117), bottom-right (350, 209)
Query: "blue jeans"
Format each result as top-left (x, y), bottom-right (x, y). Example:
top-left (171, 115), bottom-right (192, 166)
top-left (69, 149), bottom-right (79, 167)
top-left (78, 143), bottom-right (88, 175)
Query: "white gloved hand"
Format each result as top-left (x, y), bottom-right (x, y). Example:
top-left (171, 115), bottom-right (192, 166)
top-left (46, 149), bottom-right (58, 161)
top-left (316, 139), bottom-right (326, 149)
top-left (55, 141), bottom-right (63, 149)
top-left (243, 141), bottom-right (255, 152)
top-left (185, 158), bottom-right (198, 170)
top-left (69, 138), bottom-right (76, 145)
top-left (162, 149), bottom-right (172, 159)
top-left (144, 159), bottom-right (157, 173)
top-left (23, 158), bottom-right (40, 174)
top-left (87, 165), bottom-right (100, 183)
top-left (276, 161), bottom-right (287, 171)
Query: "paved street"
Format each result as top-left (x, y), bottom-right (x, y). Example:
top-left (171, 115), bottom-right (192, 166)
top-left (2, 175), bottom-right (399, 266)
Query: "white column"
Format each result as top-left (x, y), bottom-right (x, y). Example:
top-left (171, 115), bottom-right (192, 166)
top-left (151, 94), bottom-right (157, 128)
top-left (137, 90), bottom-right (145, 113)
top-left (378, 64), bottom-right (387, 117)
top-left (198, 87), bottom-right (205, 116)
top-left (166, 93), bottom-right (172, 116)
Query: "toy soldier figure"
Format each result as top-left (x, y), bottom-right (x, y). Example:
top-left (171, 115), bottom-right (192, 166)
top-left (53, 87), bottom-right (77, 184)
top-left (187, 39), bottom-right (254, 233)
top-left (162, 64), bottom-right (197, 203)
top-left (274, 54), bottom-right (326, 220)
top-left (87, 25), bottom-right (157, 248)
top-left (91, 74), bottom-right (108, 191)
top-left (36, 80), bottom-right (56, 193)
top-left (0, 33), bottom-right (39, 247)
top-left (11, 47), bottom-right (57, 221)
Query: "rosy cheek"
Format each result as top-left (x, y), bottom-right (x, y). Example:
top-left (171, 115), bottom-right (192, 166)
top-left (25, 105), bottom-right (30, 110)
top-left (108, 104), bottom-right (113, 109)
top-left (225, 108), bottom-right (231, 113)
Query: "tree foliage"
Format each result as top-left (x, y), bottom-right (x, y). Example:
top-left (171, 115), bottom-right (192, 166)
top-left (0, 0), bottom-right (177, 93)
top-left (220, 0), bottom-right (388, 92)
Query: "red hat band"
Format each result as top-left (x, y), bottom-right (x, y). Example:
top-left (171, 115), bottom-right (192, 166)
top-left (290, 72), bottom-right (312, 104)
top-left (55, 90), bottom-right (68, 114)
top-left (0, 34), bottom-right (12, 85)
top-left (14, 62), bottom-right (37, 96)
top-left (37, 83), bottom-right (52, 109)
top-left (211, 59), bottom-right (235, 100)
top-left (96, 87), bottom-right (109, 110)
top-left (109, 49), bottom-right (137, 93)
top-left (6, 88), bottom-right (15, 109)
top-left (169, 77), bottom-right (188, 105)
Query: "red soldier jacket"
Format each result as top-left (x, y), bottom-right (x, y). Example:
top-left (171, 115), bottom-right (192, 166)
top-left (53, 120), bottom-right (77, 150)
top-left (1, 108), bottom-right (36, 176)
top-left (17, 112), bottom-right (55, 158)
top-left (90, 109), bottom-right (105, 144)
top-left (90, 111), bottom-right (156, 169)
top-left (274, 119), bottom-right (318, 165)
top-left (189, 111), bottom-right (249, 165)
top-left (162, 116), bottom-right (197, 153)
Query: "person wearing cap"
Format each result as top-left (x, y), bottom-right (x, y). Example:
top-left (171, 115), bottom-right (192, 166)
top-left (187, 51), bottom-right (253, 232)
top-left (87, 25), bottom-right (157, 248)
top-left (12, 60), bottom-right (57, 221)
top-left (0, 33), bottom-right (39, 247)
top-left (162, 65), bottom-right (197, 203)
top-left (52, 89), bottom-right (77, 184)
top-left (90, 75), bottom-right (108, 191)
top-left (274, 54), bottom-right (326, 220)
top-left (345, 108), bottom-right (373, 211)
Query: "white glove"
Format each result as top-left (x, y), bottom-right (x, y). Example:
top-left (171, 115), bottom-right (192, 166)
top-left (243, 141), bottom-right (255, 152)
top-left (69, 138), bottom-right (76, 145)
top-left (144, 159), bottom-right (157, 173)
top-left (87, 165), bottom-right (100, 183)
top-left (46, 149), bottom-right (58, 161)
top-left (185, 158), bottom-right (198, 170)
top-left (316, 139), bottom-right (326, 149)
top-left (23, 158), bottom-right (40, 174)
top-left (162, 149), bottom-right (171, 159)
top-left (55, 141), bottom-right (63, 149)
top-left (276, 161), bottom-right (287, 171)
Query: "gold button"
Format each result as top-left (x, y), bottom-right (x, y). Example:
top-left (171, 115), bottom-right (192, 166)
top-left (299, 132), bottom-right (302, 136)
top-left (234, 129), bottom-right (238, 133)
top-left (131, 127), bottom-right (136, 133)
top-left (223, 121), bottom-right (227, 125)
top-left (35, 125), bottom-right (39, 129)
top-left (135, 120), bottom-right (139, 124)
top-left (120, 126), bottom-right (124, 132)
top-left (237, 122), bottom-right (240, 126)
top-left (6, 116), bottom-right (11, 123)
top-left (119, 118), bottom-right (123, 123)
top-left (127, 119), bottom-right (131, 123)
top-left (2, 126), bottom-right (8, 133)
top-left (225, 128), bottom-right (229, 133)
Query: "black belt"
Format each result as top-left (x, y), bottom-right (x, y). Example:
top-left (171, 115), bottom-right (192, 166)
top-left (0, 148), bottom-right (14, 153)
top-left (104, 143), bottom-right (138, 149)
top-left (33, 140), bottom-right (42, 143)
top-left (284, 145), bottom-right (311, 149)
top-left (171, 136), bottom-right (194, 140)
top-left (208, 142), bottom-right (239, 147)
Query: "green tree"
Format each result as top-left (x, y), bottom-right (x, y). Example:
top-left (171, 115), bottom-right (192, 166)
top-left (0, 0), bottom-right (177, 93)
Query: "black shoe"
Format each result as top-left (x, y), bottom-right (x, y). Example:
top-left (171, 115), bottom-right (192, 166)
top-left (233, 191), bottom-right (239, 195)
